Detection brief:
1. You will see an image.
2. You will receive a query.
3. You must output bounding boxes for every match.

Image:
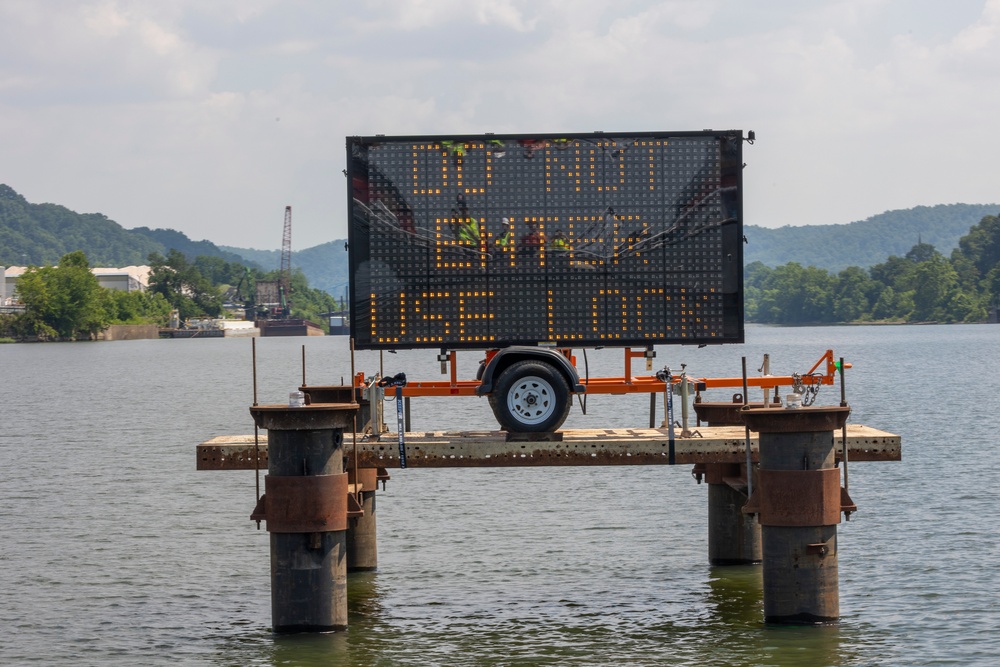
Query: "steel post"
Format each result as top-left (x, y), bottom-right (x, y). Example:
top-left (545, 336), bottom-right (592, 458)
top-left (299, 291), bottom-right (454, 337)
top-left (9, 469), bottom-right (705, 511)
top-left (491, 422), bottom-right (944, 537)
top-left (250, 404), bottom-right (358, 633)
top-left (742, 406), bottom-right (850, 625)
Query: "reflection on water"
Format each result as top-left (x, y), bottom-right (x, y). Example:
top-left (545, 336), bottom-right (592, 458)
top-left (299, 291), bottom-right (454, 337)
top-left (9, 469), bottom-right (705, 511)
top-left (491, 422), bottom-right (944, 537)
top-left (705, 565), bottom-right (763, 626)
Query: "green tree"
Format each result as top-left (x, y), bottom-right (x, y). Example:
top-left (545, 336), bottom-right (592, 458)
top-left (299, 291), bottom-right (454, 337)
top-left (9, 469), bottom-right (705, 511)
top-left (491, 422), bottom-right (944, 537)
top-left (869, 254), bottom-right (917, 292)
top-left (949, 250), bottom-right (981, 293)
top-left (147, 250), bottom-right (223, 321)
top-left (15, 251), bottom-right (110, 339)
top-left (743, 261), bottom-right (770, 321)
top-left (958, 214), bottom-right (1000, 277)
top-left (983, 265), bottom-right (1000, 307)
top-left (832, 266), bottom-right (876, 322)
top-left (193, 255), bottom-right (247, 286)
top-left (910, 255), bottom-right (957, 322)
top-left (870, 286), bottom-right (902, 321)
top-left (945, 290), bottom-right (986, 323)
top-left (749, 262), bottom-right (836, 324)
top-left (905, 242), bottom-right (940, 263)
top-left (103, 289), bottom-right (172, 325)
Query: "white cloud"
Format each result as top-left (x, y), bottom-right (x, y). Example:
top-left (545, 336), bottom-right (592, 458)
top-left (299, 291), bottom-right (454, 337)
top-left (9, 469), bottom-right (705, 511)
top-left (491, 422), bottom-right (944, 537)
top-left (0, 0), bottom-right (997, 250)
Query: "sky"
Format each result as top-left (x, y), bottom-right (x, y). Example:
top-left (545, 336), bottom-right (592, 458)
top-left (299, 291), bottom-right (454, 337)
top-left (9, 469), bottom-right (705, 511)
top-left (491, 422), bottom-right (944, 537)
top-left (1, 0), bottom-right (998, 251)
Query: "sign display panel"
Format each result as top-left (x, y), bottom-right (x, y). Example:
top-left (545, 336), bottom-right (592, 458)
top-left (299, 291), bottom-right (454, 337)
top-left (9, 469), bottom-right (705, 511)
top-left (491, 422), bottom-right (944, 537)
top-left (347, 131), bottom-right (745, 350)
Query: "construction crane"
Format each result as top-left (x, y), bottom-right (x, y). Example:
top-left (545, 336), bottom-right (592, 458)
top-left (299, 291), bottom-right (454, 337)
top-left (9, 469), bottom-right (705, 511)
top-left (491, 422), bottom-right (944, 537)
top-left (253, 205), bottom-right (293, 319)
top-left (279, 205), bottom-right (292, 317)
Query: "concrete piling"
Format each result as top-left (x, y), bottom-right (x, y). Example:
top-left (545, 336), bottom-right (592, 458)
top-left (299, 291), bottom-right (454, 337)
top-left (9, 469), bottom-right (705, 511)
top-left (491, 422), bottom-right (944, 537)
top-left (704, 462), bottom-right (761, 565)
top-left (249, 404), bottom-right (358, 633)
top-left (741, 406), bottom-right (851, 625)
top-left (346, 467), bottom-right (379, 571)
top-left (694, 401), bottom-right (769, 565)
top-left (299, 386), bottom-right (382, 572)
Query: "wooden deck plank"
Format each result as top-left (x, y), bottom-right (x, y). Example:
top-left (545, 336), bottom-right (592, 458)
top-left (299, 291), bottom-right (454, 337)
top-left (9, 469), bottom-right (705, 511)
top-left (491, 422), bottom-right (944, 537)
top-left (197, 424), bottom-right (900, 470)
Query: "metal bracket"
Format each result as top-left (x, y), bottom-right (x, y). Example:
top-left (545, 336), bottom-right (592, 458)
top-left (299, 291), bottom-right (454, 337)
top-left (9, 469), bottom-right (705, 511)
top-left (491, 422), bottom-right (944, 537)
top-left (806, 539), bottom-right (834, 557)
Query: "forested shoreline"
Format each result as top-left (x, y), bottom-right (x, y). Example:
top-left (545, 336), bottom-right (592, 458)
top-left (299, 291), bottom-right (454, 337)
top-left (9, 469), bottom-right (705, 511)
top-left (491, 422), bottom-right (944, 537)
top-left (0, 250), bottom-right (338, 341)
top-left (4, 178), bottom-right (998, 340)
top-left (745, 214), bottom-right (1000, 324)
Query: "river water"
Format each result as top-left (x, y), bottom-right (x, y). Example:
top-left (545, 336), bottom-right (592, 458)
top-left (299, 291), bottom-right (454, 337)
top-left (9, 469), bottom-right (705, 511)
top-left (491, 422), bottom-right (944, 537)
top-left (1, 324), bottom-right (997, 666)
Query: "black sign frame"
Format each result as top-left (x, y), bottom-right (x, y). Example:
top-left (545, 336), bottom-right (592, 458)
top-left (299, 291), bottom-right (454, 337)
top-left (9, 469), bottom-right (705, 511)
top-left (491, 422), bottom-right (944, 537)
top-left (347, 131), bottom-right (745, 350)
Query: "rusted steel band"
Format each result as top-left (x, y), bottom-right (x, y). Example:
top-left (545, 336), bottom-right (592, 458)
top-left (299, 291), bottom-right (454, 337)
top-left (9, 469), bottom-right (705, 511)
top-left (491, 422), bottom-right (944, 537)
top-left (263, 473), bottom-right (349, 533)
top-left (347, 467), bottom-right (379, 491)
top-left (758, 468), bottom-right (843, 526)
top-left (703, 462), bottom-right (741, 485)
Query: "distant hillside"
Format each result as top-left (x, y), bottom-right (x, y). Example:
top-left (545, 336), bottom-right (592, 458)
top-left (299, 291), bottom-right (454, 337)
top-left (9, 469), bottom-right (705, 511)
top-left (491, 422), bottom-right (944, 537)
top-left (130, 227), bottom-right (253, 266)
top-left (0, 185), bottom-right (162, 266)
top-left (220, 240), bottom-right (349, 299)
top-left (745, 204), bottom-right (999, 272)
top-left (0, 184), bottom-right (254, 268)
top-left (6, 182), bottom-right (996, 293)
top-left (228, 205), bottom-right (1000, 292)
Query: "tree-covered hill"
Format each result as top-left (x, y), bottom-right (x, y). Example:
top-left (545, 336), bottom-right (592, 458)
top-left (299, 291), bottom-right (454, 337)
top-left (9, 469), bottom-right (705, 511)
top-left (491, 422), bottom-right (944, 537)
top-left (5, 182), bottom-right (997, 303)
top-left (744, 212), bottom-right (1000, 324)
top-left (0, 185), bottom-right (163, 266)
top-left (220, 240), bottom-right (349, 300)
top-left (745, 204), bottom-right (999, 272)
top-left (0, 184), bottom-right (252, 268)
top-left (130, 227), bottom-right (253, 267)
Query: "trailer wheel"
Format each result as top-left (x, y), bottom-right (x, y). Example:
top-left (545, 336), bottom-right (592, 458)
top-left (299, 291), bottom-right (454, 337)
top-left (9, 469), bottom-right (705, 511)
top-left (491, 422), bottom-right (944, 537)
top-left (489, 360), bottom-right (571, 432)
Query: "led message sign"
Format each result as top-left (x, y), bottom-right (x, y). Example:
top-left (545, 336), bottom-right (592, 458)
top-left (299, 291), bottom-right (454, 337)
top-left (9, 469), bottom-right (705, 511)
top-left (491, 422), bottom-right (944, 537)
top-left (347, 131), bottom-right (745, 350)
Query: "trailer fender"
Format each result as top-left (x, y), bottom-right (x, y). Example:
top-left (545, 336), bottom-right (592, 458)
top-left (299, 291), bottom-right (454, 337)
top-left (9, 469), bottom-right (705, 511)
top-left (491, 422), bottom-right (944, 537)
top-left (476, 347), bottom-right (585, 396)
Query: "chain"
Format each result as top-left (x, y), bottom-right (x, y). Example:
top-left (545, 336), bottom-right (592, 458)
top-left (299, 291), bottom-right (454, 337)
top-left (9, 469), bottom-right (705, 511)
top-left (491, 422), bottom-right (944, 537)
top-left (791, 373), bottom-right (822, 406)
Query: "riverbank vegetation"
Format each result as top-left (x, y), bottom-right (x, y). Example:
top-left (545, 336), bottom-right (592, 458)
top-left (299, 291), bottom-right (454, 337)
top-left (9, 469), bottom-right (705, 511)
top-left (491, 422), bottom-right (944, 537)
top-left (3, 207), bottom-right (997, 340)
top-left (1, 251), bottom-right (172, 340)
top-left (147, 249), bottom-right (338, 327)
top-left (745, 214), bottom-right (1000, 324)
top-left (1, 250), bottom-right (338, 341)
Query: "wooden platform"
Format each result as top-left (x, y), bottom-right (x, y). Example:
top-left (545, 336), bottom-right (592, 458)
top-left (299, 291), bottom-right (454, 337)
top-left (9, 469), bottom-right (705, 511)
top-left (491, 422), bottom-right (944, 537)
top-left (197, 425), bottom-right (900, 470)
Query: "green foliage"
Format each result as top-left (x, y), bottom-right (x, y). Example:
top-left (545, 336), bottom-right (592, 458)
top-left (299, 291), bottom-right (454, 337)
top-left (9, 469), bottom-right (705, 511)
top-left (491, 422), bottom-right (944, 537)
top-left (0, 305), bottom-right (17, 341)
top-left (746, 212), bottom-right (1000, 324)
top-left (832, 266), bottom-right (877, 322)
top-left (0, 184), bottom-right (260, 267)
top-left (220, 240), bottom-right (350, 299)
top-left (130, 227), bottom-right (254, 267)
top-left (147, 250), bottom-right (225, 320)
top-left (286, 268), bottom-right (338, 330)
top-left (103, 289), bottom-right (172, 325)
top-left (0, 185), bottom-right (161, 266)
top-left (744, 262), bottom-right (836, 324)
top-left (958, 215), bottom-right (1000, 277)
top-left (746, 204), bottom-right (1000, 272)
top-left (910, 255), bottom-right (957, 321)
top-left (14, 251), bottom-right (110, 339)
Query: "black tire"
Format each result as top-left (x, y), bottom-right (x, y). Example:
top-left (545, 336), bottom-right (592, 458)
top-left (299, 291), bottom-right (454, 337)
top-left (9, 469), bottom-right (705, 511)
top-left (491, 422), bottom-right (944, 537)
top-left (489, 360), bottom-right (571, 432)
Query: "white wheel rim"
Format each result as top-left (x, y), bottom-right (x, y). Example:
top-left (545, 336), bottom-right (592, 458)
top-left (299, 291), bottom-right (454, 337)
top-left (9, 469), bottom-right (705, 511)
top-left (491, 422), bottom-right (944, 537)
top-left (506, 375), bottom-right (556, 425)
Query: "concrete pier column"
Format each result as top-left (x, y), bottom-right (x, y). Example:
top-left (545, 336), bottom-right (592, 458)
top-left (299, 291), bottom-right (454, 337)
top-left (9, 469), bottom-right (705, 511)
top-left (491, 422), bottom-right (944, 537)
top-left (741, 406), bottom-right (850, 625)
top-left (250, 404), bottom-right (358, 633)
top-left (346, 467), bottom-right (379, 571)
top-left (694, 401), bottom-right (767, 565)
top-left (705, 463), bottom-right (761, 564)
